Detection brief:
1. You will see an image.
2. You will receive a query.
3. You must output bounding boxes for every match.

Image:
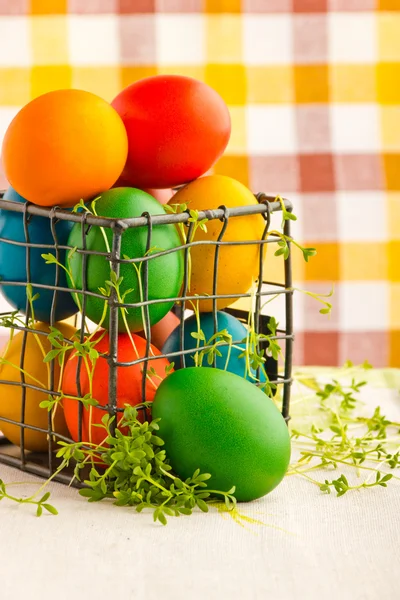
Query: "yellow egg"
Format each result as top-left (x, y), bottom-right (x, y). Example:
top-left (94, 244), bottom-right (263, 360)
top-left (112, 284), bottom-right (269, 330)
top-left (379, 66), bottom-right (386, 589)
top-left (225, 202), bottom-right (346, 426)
top-left (170, 175), bottom-right (265, 312)
top-left (0, 322), bottom-right (76, 452)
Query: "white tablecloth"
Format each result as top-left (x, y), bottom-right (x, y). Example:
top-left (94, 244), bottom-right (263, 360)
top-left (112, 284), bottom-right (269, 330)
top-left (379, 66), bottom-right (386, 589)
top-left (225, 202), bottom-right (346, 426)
top-left (1, 369), bottom-right (399, 600)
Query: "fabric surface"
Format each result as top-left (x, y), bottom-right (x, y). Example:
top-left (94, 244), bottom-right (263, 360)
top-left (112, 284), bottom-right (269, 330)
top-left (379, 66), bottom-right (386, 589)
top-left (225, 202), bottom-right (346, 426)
top-left (0, 2), bottom-right (399, 367)
top-left (1, 367), bottom-right (399, 600)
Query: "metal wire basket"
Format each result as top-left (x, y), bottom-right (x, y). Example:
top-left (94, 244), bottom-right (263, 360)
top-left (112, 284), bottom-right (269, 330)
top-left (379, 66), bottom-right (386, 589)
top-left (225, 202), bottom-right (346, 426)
top-left (0, 191), bottom-right (294, 485)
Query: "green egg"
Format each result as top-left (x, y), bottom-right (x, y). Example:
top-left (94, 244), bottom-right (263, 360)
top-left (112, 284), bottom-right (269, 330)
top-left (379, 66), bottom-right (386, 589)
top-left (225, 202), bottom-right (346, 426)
top-left (66, 187), bottom-right (184, 332)
top-left (152, 367), bottom-right (291, 502)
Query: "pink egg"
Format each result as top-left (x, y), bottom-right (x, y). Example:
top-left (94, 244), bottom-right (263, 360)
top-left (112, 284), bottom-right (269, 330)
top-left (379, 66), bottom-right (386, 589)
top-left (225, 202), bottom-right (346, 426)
top-left (138, 311), bottom-right (180, 351)
top-left (112, 177), bottom-right (174, 206)
top-left (142, 188), bottom-right (174, 205)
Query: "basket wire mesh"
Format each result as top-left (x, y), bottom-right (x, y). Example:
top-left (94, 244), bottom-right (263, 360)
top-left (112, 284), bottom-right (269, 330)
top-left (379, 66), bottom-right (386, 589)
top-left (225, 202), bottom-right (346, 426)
top-left (0, 191), bottom-right (294, 485)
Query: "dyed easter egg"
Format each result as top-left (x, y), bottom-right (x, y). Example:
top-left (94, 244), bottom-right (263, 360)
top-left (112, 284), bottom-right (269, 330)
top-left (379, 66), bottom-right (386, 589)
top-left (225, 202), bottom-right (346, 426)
top-left (170, 175), bottom-right (265, 312)
top-left (0, 321), bottom-right (76, 452)
top-left (112, 75), bottom-right (231, 189)
top-left (1, 89), bottom-right (128, 207)
top-left (138, 310), bottom-right (180, 351)
top-left (0, 187), bottom-right (78, 322)
top-left (162, 310), bottom-right (278, 387)
top-left (114, 176), bottom-right (174, 206)
top-left (152, 368), bottom-right (291, 502)
top-left (66, 188), bottom-right (184, 332)
top-left (62, 331), bottom-right (171, 446)
top-left (142, 188), bottom-right (174, 205)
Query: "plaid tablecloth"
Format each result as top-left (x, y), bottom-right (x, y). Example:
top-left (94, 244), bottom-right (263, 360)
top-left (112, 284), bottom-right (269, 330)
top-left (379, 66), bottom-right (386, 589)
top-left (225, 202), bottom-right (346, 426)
top-left (0, 1), bottom-right (398, 367)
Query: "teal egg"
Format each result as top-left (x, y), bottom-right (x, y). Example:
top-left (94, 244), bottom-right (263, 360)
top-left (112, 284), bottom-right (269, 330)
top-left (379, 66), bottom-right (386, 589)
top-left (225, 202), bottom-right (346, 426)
top-left (152, 367), bottom-right (291, 502)
top-left (0, 186), bottom-right (77, 322)
top-left (162, 310), bottom-right (278, 387)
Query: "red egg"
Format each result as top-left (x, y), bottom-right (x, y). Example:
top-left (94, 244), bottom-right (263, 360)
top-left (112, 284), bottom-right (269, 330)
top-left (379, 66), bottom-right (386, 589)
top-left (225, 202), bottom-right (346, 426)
top-left (62, 331), bottom-right (171, 446)
top-left (111, 75), bottom-right (231, 189)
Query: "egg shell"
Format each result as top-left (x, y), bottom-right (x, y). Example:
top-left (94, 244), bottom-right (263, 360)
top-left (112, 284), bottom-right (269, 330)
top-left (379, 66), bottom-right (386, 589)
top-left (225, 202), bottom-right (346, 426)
top-left (111, 75), bottom-right (231, 189)
top-left (142, 188), bottom-right (174, 206)
top-left (62, 331), bottom-right (171, 446)
top-left (1, 89), bottom-right (128, 208)
top-left (162, 310), bottom-right (278, 387)
top-left (113, 177), bottom-right (175, 206)
top-left (170, 175), bottom-right (266, 312)
top-left (0, 321), bottom-right (76, 452)
top-left (66, 187), bottom-right (184, 332)
top-left (138, 310), bottom-right (180, 351)
top-left (152, 367), bottom-right (291, 502)
top-left (0, 187), bottom-right (78, 322)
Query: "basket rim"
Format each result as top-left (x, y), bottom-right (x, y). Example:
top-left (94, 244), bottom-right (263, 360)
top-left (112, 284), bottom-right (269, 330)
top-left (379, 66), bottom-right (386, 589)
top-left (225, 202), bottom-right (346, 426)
top-left (0, 191), bottom-right (292, 230)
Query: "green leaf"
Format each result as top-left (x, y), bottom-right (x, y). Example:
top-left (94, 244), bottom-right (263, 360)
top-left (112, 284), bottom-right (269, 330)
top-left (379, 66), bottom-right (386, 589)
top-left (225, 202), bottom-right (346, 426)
top-left (89, 348), bottom-right (99, 361)
top-left (101, 413), bottom-right (110, 426)
top-left (330, 425), bottom-right (342, 435)
top-left (196, 499), bottom-right (209, 513)
top-left (162, 507), bottom-right (175, 517)
top-left (41, 253), bottom-right (57, 265)
top-left (207, 352), bottom-right (216, 366)
top-left (43, 349), bottom-right (60, 363)
top-left (43, 504), bottom-right (58, 516)
top-left (199, 221), bottom-right (208, 232)
top-left (67, 247), bottom-right (78, 260)
top-left (111, 452), bottom-right (125, 462)
top-left (191, 331), bottom-right (205, 341)
top-left (150, 435), bottom-right (164, 446)
top-left (79, 488), bottom-right (96, 498)
top-left (196, 492), bottom-right (210, 499)
top-left (178, 507), bottom-right (192, 516)
top-left (158, 511), bottom-right (168, 526)
top-left (195, 473), bottom-right (212, 482)
top-left (39, 400), bottom-right (51, 409)
top-left (36, 505), bottom-right (43, 517)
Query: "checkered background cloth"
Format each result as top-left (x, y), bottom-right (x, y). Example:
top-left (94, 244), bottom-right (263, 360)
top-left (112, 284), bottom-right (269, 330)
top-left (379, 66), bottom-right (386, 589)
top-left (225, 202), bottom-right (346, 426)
top-left (0, 0), bottom-right (398, 368)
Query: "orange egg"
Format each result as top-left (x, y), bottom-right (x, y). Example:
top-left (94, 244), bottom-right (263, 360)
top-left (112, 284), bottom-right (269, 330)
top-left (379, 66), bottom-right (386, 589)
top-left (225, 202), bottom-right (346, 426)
top-left (170, 175), bottom-right (266, 312)
top-left (1, 89), bottom-right (128, 208)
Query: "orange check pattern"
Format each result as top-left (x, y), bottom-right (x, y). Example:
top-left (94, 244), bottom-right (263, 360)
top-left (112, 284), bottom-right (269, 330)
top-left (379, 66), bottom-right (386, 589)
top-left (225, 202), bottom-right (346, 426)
top-left (0, 0), bottom-right (399, 367)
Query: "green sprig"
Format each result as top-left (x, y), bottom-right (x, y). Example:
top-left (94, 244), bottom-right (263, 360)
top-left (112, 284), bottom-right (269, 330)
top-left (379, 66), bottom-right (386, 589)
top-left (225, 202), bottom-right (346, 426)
top-left (0, 479), bottom-right (58, 517)
top-left (67, 406), bottom-right (238, 525)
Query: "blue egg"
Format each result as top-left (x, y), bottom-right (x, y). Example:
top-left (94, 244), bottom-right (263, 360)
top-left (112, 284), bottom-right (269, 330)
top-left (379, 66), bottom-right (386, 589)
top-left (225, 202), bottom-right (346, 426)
top-left (162, 311), bottom-right (278, 388)
top-left (0, 187), bottom-right (78, 322)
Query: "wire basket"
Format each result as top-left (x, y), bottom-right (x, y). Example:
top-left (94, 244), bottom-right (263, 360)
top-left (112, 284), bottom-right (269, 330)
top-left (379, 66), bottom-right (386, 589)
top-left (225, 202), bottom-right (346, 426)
top-left (0, 191), bottom-right (294, 485)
